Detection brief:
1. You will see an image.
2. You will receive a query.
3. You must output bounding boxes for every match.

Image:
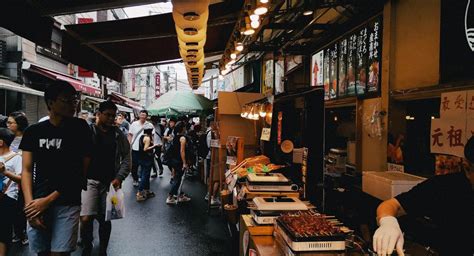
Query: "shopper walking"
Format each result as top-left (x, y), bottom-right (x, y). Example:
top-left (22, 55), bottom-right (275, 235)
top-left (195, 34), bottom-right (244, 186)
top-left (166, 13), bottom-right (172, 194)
top-left (0, 128), bottom-right (22, 256)
top-left (150, 116), bottom-right (164, 178)
top-left (20, 81), bottom-right (93, 255)
top-left (6, 111), bottom-right (29, 245)
top-left (128, 110), bottom-right (152, 187)
top-left (136, 123), bottom-right (158, 201)
top-left (80, 101), bottom-right (131, 256)
top-left (6, 111), bottom-right (28, 153)
top-left (166, 121), bottom-right (191, 205)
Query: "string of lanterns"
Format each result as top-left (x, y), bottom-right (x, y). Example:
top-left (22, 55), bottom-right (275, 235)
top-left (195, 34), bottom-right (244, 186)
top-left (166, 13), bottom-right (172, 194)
top-left (241, 102), bottom-right (272, 120)
top-left (172, 0), bottom-right (210, 89)
top-left (219, 0), bottom-right (269, 79)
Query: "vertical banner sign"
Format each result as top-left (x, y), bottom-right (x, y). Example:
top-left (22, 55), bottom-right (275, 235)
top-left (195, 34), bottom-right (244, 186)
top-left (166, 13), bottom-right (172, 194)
top-left (367, 17), bottom-right (382, 93)
top-left (440, 91), bottom-right (467, 119)
top-left (329, 43), bottom-right (338, 99)
top-left (356, 27), bottom-right (368, 95)
top-left (77, 18), bottom-right (94, 78)
top-left (323, 48), bottom-right (331, 100)
top-left (338, 38), bottom-right (348, 97)
top-left (311, 51), bottom-right (324, 87)
top-left (347, 33), bottom-right (358, 96)
top-left (277, 111), bottom-right (283, 145)
top-left (275, 60), bottom-right (285, 94)
top-left (155, 72), bottom-right (161, 99)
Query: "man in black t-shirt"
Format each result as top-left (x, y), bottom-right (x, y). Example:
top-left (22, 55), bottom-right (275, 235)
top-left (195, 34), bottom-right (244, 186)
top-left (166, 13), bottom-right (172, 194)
top-left (20, 81), bottom-right (93, 255)
top-left (373, 137), bottom-right (474, 256)
top-left (80, 101), bottom-right (130, 256)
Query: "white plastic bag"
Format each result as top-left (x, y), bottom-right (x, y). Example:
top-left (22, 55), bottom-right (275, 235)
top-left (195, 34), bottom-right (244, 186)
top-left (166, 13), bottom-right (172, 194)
top-left (105, 183), bottom-right (125, 221)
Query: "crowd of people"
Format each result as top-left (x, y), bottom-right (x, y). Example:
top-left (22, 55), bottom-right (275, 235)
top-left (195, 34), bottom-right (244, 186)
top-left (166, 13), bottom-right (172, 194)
top-left (0, 80), bottom-right (216, 256)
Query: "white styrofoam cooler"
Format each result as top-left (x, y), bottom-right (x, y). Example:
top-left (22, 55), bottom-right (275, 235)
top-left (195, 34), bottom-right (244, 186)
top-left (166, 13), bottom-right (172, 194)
top-left (362, 171), bottom-right (426, 200)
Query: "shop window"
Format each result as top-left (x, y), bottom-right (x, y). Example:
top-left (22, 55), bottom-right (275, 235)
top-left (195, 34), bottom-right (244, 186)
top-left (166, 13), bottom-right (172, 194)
top-left (389, 98), bottom-right (440, 177)
top-left (324, 106), bottom-right (356, 153)
top-left (0, 89), bottom-right (23, 115)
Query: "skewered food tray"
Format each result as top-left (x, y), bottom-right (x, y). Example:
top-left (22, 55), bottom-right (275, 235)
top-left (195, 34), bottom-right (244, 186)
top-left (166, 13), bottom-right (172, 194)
top-left (275, 211), bottom-right (350, 252)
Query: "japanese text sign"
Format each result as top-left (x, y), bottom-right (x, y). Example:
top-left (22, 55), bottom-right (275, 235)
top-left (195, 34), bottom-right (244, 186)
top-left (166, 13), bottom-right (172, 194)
top-left (440, 91), bottom-right (467, 119)
top-left (431, 118), bottom-right (467, 157)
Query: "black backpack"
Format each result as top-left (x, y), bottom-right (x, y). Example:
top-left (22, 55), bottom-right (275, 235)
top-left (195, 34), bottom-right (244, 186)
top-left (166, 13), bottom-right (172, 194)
top-left (162, 135), bottom-right (195, 165)
top-left (197, 130), bottom-right (211, 158)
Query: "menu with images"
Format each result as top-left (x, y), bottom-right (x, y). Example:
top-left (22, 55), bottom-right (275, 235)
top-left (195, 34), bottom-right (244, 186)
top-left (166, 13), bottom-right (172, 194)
top-left (367, 17), bottom-right (382, 93)
top-left (338, 38), bottom-right (348, 97)
top-left (311, 50), bottom-right (324, 87)
top-left (323, 48), bottom-right (331, 100)
top-left (329, 43), bottom-right (338, 99)
top-left (347, 33), bottom-right (358, 96)
top-left (356, 27), bottom-right (368, 95)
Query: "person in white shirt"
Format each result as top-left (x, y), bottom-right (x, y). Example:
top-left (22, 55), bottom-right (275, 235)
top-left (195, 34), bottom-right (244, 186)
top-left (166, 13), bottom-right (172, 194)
top-left (0, 128), bottom-right (22, 255)
top-left (128, 110), bottom-right (153, 187)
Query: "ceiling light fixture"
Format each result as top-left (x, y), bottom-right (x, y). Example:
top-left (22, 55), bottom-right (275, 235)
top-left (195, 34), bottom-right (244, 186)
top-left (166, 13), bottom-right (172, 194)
top-left (251, 20), bottom-right (260, 29)
top-left (250, 14), bottom-right (259, 22)
top-left (254, 5), bottom-right (268, 15)
top-left (230, 53), bottom-right (237, 59)
top-left (259, 0), bottom-right (269, 3)
top-left (303, 10), bottom-right (313, 16)
top-left (235, 42), bottom-right (244, 52)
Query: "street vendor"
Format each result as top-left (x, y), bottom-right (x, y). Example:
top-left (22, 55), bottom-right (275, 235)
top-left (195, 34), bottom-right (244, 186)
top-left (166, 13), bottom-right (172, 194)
top-left (372, 137), bottom-right (474, 255)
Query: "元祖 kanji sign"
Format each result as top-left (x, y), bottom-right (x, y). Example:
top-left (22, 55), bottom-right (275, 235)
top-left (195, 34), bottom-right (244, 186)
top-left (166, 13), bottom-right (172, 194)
top-left (431, 118), bottom-right (467, 157)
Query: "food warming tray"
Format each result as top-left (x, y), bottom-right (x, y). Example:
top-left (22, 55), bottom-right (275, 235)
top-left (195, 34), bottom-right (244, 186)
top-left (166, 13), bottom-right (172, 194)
top-left (253, 197), bottom-right (308, 211)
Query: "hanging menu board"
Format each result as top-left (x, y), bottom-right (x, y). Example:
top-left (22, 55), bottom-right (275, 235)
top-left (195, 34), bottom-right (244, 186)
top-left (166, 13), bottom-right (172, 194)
top-left (338, 38), bottom-right (348, 97)
top-left (367, 18), bottom-right (382, 93)
top-left (312, 15), bottom-right (382, 101)
top-left (323, 48), bottom-right (331, 100)
top-left (356, 27), bottom-right (368, 95)
top-left (347, 33), bottom-right (358, 96)
top-left (329, 44), bottom-right (338, 99)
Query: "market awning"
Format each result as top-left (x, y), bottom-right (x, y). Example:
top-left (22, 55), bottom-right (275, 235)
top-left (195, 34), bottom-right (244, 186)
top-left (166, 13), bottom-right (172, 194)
top-left (62, 1), bottom-right (243, 81)
top-left (108, 92), bottom-right (143, 111)
top-left (0, 78), bottom-right (44, 96)
top-left (23, 63), bottom-right (102, 97)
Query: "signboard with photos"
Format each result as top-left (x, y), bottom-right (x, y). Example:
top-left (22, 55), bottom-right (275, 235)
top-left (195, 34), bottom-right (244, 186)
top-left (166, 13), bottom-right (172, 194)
top-left (311, 15), bottom-right (382, 101)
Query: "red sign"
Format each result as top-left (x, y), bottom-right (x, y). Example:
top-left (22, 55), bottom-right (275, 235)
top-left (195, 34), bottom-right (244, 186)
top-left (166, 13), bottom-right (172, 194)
top-left (155, 72), bottom-right (161, 98)
top-left (277, 111), bottom-right (282, 145)
top-left (77, 18), bottom-right (94, 78)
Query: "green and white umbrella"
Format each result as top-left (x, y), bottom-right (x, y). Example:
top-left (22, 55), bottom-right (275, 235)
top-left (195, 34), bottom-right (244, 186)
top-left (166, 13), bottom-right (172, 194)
top-left (147, 91), bottom-right (213, 117)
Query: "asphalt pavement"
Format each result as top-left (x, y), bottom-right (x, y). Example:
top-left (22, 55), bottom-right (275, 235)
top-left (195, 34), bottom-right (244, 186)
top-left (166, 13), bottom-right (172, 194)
top-left (9, 166), bottom-right (235, 256)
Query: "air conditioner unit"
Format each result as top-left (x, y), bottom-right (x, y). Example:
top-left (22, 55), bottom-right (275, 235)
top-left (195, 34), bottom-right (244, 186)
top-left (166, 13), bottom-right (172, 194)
top-left (0, 40), bottom-right (6, 67)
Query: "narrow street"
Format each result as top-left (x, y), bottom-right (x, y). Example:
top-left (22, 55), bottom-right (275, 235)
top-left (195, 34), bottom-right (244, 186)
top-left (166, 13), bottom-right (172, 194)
top-left (10, 167), bottom-right (235, 256)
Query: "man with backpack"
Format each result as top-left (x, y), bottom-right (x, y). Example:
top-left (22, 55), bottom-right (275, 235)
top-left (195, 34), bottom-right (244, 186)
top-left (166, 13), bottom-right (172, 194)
top-left (150, 116), bottom-right (164, 178)
top-left (165, 121), bottom-right (192, 205)
top-left (0, 128), bottom-right (22, 255)
top-left (128, 110), bottom-right (153, 187)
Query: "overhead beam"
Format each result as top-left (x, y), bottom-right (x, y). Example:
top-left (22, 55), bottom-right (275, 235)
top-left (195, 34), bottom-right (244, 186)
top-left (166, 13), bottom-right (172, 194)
top-left (35, 0), bottom-right (169, 16)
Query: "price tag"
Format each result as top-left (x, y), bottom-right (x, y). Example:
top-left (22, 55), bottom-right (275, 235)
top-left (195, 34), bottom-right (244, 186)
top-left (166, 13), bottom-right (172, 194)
top-left (387, 163), bottom-right (405, 172)
top-left (260, 128), bottom-right (271, 141)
